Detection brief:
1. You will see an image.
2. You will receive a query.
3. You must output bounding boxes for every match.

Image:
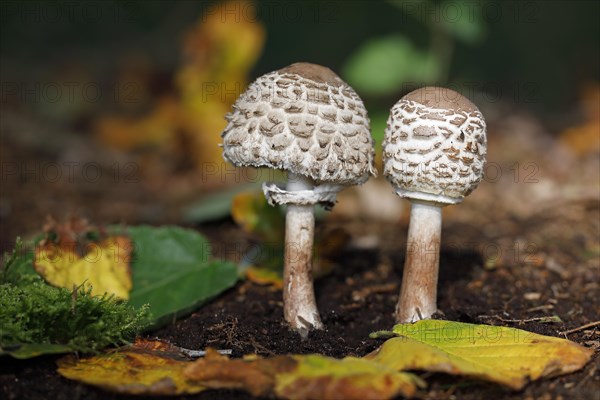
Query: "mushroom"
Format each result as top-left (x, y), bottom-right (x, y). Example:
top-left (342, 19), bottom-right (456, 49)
top-left (221, 62), bottom-right (376, 335)
top-left (382, 86), bottom-right (487, 323)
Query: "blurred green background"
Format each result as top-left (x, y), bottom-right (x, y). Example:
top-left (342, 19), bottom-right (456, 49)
top-left (2, 0), bottom-right (598, 125)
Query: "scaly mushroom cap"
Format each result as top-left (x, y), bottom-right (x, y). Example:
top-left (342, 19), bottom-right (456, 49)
top-left (383, 87), bottom-right (487, 205)
top-left (222, 62), bottom-right (376, 186)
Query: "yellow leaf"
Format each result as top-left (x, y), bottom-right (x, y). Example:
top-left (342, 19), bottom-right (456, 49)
top-left (58, 322), bottom-right (592, 398)
top-left (57, 339), bottom-right (205, 395)
top-left (246, 266), bottom-right (283, 288)
top-left (34, 235), bottom-right (133, 300)
top-left (95, 97), bottom-right (181, 151)
top-left (231, 191), bottom-right (263, 234)
top-left (231, 191), bottom-right (284, 240)
top-left (367, 320), bottom-right (593, 390)
top-left (176, 0), bottom-right (265, 166)
top-left (275, 354), bottom-right (420, 400)
top-left (559, 83), bottom-right (600, 155)
top-left (96, 0), bottom-right (265, 170)
top-left (184, 351), bottom-right (418, 399)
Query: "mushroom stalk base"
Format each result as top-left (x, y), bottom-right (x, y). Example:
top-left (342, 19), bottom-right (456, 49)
top-left (395, 201), bottom-right (442, 323)
top-left (283, 174), bottom-right (323, 336)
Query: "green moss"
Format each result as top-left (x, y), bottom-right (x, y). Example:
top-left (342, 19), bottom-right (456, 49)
top-left (0, 238), bottom-right (150, 354)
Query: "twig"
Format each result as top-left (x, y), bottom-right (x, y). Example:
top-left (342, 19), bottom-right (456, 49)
top-left (502, 296), bottom-right (516, 314)
top-left (179, 348), bottom-right (233, 358)
top-left (352, 283), bottom-right (397, 302)
top-left (479, 315), bottom-right (562, 324)
top-left (559, 321), bottom-right (600, 335)
top-left (526, 304), bottom-right (554, 313)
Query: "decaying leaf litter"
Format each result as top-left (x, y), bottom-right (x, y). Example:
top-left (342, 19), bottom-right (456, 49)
top-left (55, 321), bottom-right (591, 398)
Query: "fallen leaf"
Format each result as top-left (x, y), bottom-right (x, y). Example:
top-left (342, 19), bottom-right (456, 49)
top-left (33, 221), bottom-right (239, 327)
top-left (185, 351), bottom-right (419, 400)
top-left (57, 339), bottom-right (204, 395)
top-left (2, 343), bottom-right (74, 359)
top-left (60, 339), bottom-right (418, 399)
top-left (96, 0), bottom-right (265, 172)
top-left (275, 354), bottom-right (421, 400)
top-left (246, 265), bottom-right (283, 288)
top-left (232, 190), bottom-right (284, 242)
top-left (185, 350), bottom-right (296, 397)
top-left (95, 97), bottom-right (181, 152)
top-left (231, 190), bottom-right (285, 286)
top-left (559, 83), bottom-right (600, 155)
top-left (34, 219), bottom-right (132, 299)
top-left (2, 236), bottom-right (150, 358)
top-left (232, 192), bottom-right (348, 286)
top-left (183, 183), bottom-right (261, 223)
top-left (367, 320), bottom-right (594, 390)
top-left (124, 225), bottom-right (239, 326)
top-left (56, 322), bottom-right (592, 397)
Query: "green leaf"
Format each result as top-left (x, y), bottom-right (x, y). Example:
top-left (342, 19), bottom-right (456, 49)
top-left (183, 183), bottom-right (262, 223)
top-left (1, 237), bottom-right (37, 284)
top-left (368, 320), bottom-right (593, 390)
top-left (126, 226), bottom-right (239, 326)
top-left (1, 343), bottom-right (74, 359)
top-left (343, 35), bottom-right (440, 96)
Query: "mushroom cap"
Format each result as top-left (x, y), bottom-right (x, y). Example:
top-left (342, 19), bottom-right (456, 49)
top-left (383, 87), bottom-right (487, 205)
top-left (221, 62), bottom-right (376, 186)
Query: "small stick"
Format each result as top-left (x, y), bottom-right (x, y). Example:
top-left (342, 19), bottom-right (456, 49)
top-left (526, 304), bottom-right (554, 312)
top-left (479, 315), bottom-right (561, 324)
top-left (559, 321), bottom-right (600, 335)
top-left (180, 348), bottom-right (233, 358)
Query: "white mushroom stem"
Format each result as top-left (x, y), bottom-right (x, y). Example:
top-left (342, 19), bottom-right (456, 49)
top-left (283, 173), bottom-right (323, 335)
top-left (395, 201), bottom-right (442, 323)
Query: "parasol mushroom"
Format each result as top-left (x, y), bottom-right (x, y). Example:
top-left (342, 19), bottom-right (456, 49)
top-left (383, 86), bottom-right (487, 323)
top-left (221, 62), bottom-right (376, 335)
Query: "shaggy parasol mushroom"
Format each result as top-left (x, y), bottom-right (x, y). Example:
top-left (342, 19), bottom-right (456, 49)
top-left (383, 86), bottom-right (487, 323)
top-left (221, 62), bottom-right (376, 335)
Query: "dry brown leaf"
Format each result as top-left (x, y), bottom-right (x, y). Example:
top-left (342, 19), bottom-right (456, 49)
top-left (184, 350), bottom-right (297, 397)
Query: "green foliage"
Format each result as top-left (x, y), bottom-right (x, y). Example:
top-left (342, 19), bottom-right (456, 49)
top-left (1, 225), bottom-right (240, 357)
top-left (0, 239), bottom-right (150, 357)
top-left (182, 183), bottom-right (261, 223)
top-left (388, 0), bottom-right (486, 45)
top-left (124, 226), bottom-right (239, 326)
top-left (435, 0), bottom-right (486, 45)
top-left (344, 1), bottom-right (487, 98)
top-left (343, 35), bottom-right (439, 96)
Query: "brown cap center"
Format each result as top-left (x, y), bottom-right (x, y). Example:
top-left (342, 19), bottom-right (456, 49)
top-left (277, 62), bottom-right (344, 87)
top-left (403, 86), bottom-right (478, 113)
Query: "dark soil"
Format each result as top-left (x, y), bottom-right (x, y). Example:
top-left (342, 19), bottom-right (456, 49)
top-left (1, 215), bottom-right (599, 400)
